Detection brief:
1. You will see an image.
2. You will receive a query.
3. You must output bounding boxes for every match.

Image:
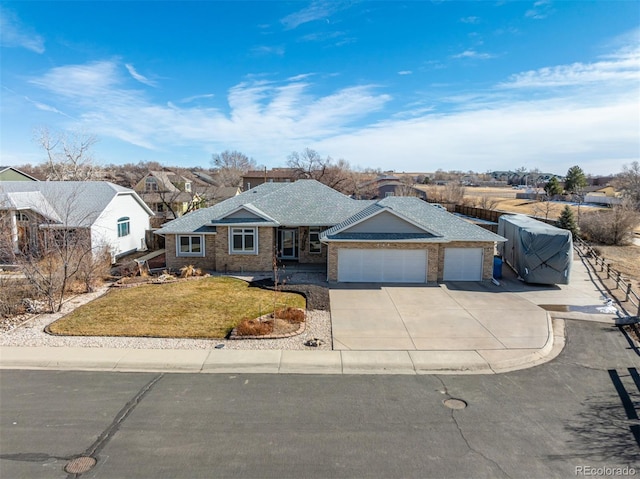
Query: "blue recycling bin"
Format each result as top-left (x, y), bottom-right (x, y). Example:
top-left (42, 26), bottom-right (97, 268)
top-left (493, 256), bottom-right (503, 279)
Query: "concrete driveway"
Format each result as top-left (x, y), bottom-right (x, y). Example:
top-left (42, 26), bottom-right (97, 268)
top-left (329, 254), bottom-right (620, 352)
top-left (329, 283), bottom-right (549, 351)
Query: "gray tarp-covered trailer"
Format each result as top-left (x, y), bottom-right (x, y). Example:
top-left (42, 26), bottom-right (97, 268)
top-left (498, 214), bottom-right (572, 285)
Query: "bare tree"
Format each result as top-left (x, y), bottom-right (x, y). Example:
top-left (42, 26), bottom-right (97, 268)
top-left (287, 148), bottom-right (357, 194)
top-left (532, 197), bottom-right (555, 221)
top-left (211, 150), bottom-right (257, 187)
top-left (614, 161), bottom-right (640, 209)
top-left (35, 127), bottom-right (100, 181)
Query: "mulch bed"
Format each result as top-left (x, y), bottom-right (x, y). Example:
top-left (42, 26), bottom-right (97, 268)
top-left (249, 279), bottom-right (330, 311)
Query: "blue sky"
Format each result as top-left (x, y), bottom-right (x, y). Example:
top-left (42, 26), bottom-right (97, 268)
top-left (1, 1), bottom-right (638, 176)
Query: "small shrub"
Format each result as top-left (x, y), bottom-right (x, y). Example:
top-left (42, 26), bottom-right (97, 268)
top-left (235, 318), bottom-right (273, 336)
top-left (275, 307), bottom-right (305, 323)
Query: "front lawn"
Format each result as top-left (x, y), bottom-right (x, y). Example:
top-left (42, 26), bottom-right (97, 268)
top-left (48, 276), bottom-right (306, 339)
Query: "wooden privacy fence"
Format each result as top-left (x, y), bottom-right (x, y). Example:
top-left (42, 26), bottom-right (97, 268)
top-left (574, 236), bottom-right (640, 317)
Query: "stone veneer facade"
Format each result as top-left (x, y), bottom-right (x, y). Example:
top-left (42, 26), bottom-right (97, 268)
top-left (326, 241), bottom-right (494, 282)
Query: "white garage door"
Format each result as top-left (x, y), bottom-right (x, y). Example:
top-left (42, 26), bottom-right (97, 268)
top-left (337, 249), bottom-right (427, 283)
top-left (443, 248), bottom-right (484, 281)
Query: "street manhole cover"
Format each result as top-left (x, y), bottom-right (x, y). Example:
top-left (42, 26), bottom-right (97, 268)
top-left (64, 456), bottom-right (96, 474)
top-left (443, 398), bottom-right (467, 410)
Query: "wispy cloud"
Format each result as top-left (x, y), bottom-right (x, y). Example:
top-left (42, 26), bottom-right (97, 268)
top-left (125, 64), bottom-right (157, 87)
top-left (250, 45), bottom-right (285, 56)
top-left (28, 60), bottom-right (391, 154)
top-left (179, 93), bottom-right (215, 104)
top-left (0, 8), bottom-right (45, 53)
top-left (452, 50), bottom-right (494, 60)
top-left (500, 46), bottom-right (640, 88)
top-left (281, 1), bottom-right (347, 30)
top-left (525, 0), bottom-right (555, 20)
top-left (460, 16), bottom-right (480, 24)
top-left (397, 71), bottom-right (413, 76)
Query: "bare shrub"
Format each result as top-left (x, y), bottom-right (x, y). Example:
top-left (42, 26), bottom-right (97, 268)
top-left (0, 276), bottom-right (36, 318)
top-left (275, 307), bottom-right (305, 323)
top-left (73, 246), bottom-right (112, 293)
top-left (235, 318), bottom-right (273, 336)
top-left (180, 264), bottom-right (203, 278)
top-left (579, 201), bottom-right (640, 245)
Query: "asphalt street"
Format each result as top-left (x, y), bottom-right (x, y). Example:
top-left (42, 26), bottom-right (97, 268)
top-left (1, 320), bottom-right (639, 479)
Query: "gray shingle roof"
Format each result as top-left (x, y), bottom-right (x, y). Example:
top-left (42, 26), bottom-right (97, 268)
top-left (322, 196), bottom-right (505, 243)
top-left (0, 181), bottom-right (152, 227)
top-left (155, 180), bottom-right (367, 234)
top-left (155, 180), bottom-right (506, 244)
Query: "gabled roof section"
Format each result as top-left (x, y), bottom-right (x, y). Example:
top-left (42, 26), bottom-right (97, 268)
top-left (322, 196), bottom-right (505, 243)
top-left (211, 203), bottom-right (279, 226)
top-left (0, 166), bottom-right (39, 181)
top-left (0, 181), bottom-right (152, 227)
top-left (321, 203), bottom-right (441, 239)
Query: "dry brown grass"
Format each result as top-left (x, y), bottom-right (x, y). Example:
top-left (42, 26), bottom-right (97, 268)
top-left (48, 276), bottom-right (306, 339)
top-left (591, 244), bottom-right (640, 285)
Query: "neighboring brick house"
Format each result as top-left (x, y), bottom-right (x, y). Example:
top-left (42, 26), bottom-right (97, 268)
top-left (242, 168), bottom-right (298, 191)
top-left (155, 180), bottom-right (505, 283)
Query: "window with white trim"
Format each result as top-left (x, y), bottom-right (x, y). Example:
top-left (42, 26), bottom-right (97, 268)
top-left (309, 227), bottom-right (322, 254)
top-left (230, 228), bottom-right (257, 254)
top-left (177, 235), bottom-right (204, 256)
top-left (117, 217), bottom-right (130, 237)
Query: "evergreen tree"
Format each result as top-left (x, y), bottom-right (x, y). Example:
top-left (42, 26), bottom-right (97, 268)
top-left (544, 176), bottom-right (562, 197)
top-left (564, 165), bottom-right (587, 194)
top-left (557, 205), bottom-right (579, 238)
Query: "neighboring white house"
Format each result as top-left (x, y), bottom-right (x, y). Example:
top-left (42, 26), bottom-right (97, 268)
top-left (0, 181), bottom-right (153, 262)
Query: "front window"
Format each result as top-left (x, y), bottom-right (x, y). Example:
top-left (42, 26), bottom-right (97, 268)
top-left (177, 235), bottom-right (204, 257)
top-left (156, 203), bottom-right (164, 213)
top-left (309, 227), bottom-right (322, 254)
top-left (117, 217), bottom-right (130, 237)
top-left (230, 228), bottom-right (257, 254)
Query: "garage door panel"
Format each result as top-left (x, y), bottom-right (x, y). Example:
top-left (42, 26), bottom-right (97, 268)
top-left (338, 249), bottom-right (427, 283)
top-left (443, 248), bottom-right (483, 281)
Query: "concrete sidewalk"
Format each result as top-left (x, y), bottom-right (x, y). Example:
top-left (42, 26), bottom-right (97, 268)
top-left (0, 252), bottom-right (628, 375)
top-left (0, 318), bottom-right (563, 375)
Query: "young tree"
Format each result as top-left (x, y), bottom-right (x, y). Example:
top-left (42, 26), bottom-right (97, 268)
top-left (564, 165), bottom-right (587, 194)
top-left (211, 150), bottom-right (256, 187)
top-left (544, 176), bottom-right (562, 197)
top-left (35, 127), bottom-right (100, 181)
top-left (557, 205), bottom-right (579, 238)
top-left (614, 160), bottom-right (640, 209)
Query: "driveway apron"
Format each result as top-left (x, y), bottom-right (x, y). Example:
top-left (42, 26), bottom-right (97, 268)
top-left (329, 282), bottom-right (549, 351)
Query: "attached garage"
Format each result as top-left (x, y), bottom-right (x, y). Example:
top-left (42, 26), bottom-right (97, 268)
top-left (337, 248), bottom-right (427, 283)
top-left (443, 248), bottom-right (484, 281)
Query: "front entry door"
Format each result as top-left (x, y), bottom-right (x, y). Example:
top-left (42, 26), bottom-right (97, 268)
top-left (279, 229), bottom-right (298, 259)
